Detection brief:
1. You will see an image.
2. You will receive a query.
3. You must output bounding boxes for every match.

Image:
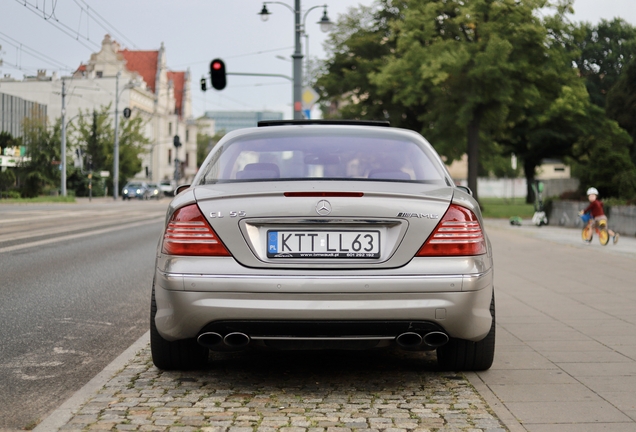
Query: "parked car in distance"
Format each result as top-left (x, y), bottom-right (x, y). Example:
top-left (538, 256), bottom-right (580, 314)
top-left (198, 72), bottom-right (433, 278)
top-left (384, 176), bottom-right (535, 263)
top-left (151, 120), bottom-right (495, 372)
top-left (121, 181), bottom-right (150, 200)
top-left (159, 179), bottom-right (176, 197)
top-left (147, 182), bottom-right (162, 199)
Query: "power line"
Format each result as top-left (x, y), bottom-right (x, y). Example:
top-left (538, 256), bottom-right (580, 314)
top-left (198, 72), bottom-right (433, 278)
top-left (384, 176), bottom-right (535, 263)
top-left (0, 59), bottom-right (38, 75)
top-left (73, 0), bottom-right (140, 49)
top-left (169, 46), bottom-right (295, 69)
top-left (15, 0), bottom-right (100, 51)
top-left (12, 0), bottom-right (139, 52)
top-left (0, 31), bottom-right (73, 70)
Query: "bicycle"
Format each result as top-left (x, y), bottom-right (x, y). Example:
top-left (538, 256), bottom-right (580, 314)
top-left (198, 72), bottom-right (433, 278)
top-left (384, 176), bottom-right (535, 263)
top-left (580, 213), bottom-right (610, 245)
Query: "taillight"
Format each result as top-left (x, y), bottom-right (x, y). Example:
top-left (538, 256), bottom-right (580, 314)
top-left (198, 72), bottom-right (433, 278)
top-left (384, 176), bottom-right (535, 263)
top-left (161, 204), bottom-right (231, 256)
top-left (416, 204), bottom-right (486, 256)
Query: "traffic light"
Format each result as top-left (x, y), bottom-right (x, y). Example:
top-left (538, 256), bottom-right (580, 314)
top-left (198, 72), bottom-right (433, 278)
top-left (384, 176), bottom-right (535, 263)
top-left (210, 59), bottom-right (226, 90)
top-left (122, 107), bottom-right (131, 119)
top-left (200, 77), bottom-right (207, 92)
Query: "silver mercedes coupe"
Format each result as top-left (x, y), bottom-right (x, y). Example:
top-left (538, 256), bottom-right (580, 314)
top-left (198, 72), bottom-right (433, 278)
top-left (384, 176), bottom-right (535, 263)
top-left (151, 120), bottom-right (495, 371)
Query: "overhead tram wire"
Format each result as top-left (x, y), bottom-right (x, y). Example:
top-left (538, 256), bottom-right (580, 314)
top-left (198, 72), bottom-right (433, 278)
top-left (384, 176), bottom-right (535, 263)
top-left (15, 0), bottom-right (141, 53)
top-left (15, 0), bottom-right (100, 51)
top-left (0, 31), bottom-right (73, 71)
top-left (168, 46), bottom-right (295, 69)
top-left (73, 0), bottom-right (140, 49)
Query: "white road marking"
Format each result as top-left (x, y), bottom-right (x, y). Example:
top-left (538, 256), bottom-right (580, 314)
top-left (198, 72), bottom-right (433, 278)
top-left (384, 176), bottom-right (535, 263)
top-left (0, 217), bottom-right (163, 254)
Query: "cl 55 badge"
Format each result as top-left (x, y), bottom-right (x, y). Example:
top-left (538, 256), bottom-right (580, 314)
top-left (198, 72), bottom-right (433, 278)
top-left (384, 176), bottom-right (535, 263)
top-left (397, 212), bottom-right (440, 219)
top-left (210, 211), bottom-right (246, 218)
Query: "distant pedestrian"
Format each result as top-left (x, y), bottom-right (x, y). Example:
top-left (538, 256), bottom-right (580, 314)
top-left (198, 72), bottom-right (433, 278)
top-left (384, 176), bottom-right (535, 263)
top-left (579, 187), bottom-right (619, 244)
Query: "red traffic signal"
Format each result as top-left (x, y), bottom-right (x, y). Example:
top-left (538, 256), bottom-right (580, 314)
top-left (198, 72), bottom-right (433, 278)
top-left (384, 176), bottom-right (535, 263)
top-left (210, 59), bottom-right (226, 90)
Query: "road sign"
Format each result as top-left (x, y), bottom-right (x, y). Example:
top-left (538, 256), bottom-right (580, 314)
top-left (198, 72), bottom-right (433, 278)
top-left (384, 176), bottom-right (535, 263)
top-left (302, 87), bottom-right (320, 110)
top-left (100, 171), bottom-right (110, 178)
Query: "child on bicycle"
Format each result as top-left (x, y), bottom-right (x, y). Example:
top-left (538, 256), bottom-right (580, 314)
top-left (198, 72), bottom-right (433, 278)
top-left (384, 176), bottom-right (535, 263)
top-left (578, 187), bottom-right (619, 244)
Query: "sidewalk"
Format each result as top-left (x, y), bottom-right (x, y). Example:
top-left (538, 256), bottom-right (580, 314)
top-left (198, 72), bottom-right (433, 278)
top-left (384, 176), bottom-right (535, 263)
top-left (35, 220), bottom-right (636, 431)
top-left (474, 219), bottom-right (636, 431)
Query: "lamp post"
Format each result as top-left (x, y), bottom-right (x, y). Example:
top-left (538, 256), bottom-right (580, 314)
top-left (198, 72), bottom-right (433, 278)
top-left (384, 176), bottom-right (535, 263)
top-left (259, 1), bottom-right (333, 120)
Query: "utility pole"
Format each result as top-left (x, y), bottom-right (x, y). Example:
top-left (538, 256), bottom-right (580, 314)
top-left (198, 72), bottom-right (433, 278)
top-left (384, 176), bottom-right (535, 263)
top-left (113, 71), bottom-right (120, 200)
top-left (60, 79), bottom-right (67, 196)
top-left (258, 1), bottom-right (332, 119)
top-left (292, 0), bottom-right (302, 119)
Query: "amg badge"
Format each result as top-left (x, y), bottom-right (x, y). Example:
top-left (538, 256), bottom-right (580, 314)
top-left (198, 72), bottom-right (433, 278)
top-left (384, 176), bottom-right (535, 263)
top-left (397, 212), bottom-right (440, 219)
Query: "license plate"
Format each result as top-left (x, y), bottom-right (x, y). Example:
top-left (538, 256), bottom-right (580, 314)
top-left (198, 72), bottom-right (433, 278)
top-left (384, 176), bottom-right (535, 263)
top-left (267, 230), bottom-right (381, 258)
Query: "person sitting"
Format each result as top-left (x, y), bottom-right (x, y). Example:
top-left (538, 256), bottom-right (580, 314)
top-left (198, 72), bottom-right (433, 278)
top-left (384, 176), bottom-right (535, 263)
top-left (579, 187), bottom-right (619, 244)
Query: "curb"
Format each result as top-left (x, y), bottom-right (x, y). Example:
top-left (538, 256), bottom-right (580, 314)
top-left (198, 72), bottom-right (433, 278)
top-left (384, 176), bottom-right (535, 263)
top-left (465, 371), bottom-right (526, 432)
top-left (33, 331), bottom-right (150, 432)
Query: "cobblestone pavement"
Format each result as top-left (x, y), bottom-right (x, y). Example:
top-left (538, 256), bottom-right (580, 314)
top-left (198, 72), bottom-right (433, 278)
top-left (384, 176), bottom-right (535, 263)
top-left (58, 345), bottom-right (507, 432)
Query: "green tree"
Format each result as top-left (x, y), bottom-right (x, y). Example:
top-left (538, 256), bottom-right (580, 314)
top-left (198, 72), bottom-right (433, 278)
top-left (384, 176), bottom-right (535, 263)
top-left (0, 130), bottom-right (19, 152)
top-left (70, 105), bottom-right (148, 195)
top-left (606, 57), bottom-right (636, 163)
top-left (571, 18), bottom-right (636, 108)
top-left (17, 116), bottom-right (61, 197)
top-left (0, 168), bottom-right (16, 195)
top-left (115, 114), bottom-right (149, 188)
top-left (316, 2), bottom-right (424, 128)
top-left (197, 131), bottom-right (224, 167)
top-left (572, 124), bottom-right (636, 200)
top-left (369, 0), bottom-right (572, 201)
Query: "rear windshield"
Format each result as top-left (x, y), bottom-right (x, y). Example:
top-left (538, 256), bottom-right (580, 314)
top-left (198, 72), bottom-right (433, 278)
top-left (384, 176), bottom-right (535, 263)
top-left (197, 133), bottom-right (448, 185)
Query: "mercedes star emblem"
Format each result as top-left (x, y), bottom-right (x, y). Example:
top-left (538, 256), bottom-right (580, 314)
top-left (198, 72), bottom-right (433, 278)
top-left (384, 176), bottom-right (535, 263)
top-left (315, 200), bottom-right (332, 216)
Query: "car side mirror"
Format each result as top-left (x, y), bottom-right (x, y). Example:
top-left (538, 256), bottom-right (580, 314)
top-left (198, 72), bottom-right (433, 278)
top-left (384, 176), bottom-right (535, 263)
top-left (175, 184), bottom-right (190, 195)
top-left (456, 185), bottom-right (473, 196)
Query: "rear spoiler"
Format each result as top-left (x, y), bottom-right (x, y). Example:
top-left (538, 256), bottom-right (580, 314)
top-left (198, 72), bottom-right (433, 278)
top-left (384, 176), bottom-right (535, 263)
top-left (258, 120), bottom-right (391, 127)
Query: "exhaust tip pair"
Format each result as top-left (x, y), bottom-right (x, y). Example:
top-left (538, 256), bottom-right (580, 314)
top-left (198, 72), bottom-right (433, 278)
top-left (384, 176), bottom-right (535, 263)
top-left (395, 331), bottom-right (449, 349)
top-left (197, 332), bottom-right (250, 349)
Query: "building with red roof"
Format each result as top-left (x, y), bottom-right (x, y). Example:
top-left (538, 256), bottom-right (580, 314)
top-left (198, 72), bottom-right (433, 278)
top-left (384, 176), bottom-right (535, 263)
top-left (70, 34), bottom-right (196, 185)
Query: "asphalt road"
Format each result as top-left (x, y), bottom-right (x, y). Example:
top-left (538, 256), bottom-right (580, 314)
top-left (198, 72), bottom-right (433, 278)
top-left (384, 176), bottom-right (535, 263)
top-left (0, 198), bottom-right (168, 430)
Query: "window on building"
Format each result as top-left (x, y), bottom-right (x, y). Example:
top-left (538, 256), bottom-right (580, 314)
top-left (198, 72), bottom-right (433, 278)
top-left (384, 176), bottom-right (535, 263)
top-left (96, 71), bottom-right (103, 78)
top-left (168, 149), bottom-right (172, 165)
top-left (186, 129), bottom-right (190, 143)
top-left (169, 122), bottom-right (172, 135)
top-left (185, 152), bottom-right (189, 167)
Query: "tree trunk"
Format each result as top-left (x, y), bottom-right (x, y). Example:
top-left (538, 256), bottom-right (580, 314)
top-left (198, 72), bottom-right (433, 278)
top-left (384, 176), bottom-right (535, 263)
top-left (524, 158), bottom-right (536, 204)
top-left (467, 109), bottom-right (483, 203)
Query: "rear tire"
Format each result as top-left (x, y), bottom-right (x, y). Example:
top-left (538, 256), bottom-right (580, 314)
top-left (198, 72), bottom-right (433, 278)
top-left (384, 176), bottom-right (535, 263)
top-left (437, 292), bottom-right (496, 371)
top-left (582, 226), bottom-right (593, 243)
top-left (150, 286), bottom-right (208, 370)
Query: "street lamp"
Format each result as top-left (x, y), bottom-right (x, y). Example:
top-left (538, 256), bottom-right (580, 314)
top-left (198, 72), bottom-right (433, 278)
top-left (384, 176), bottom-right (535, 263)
top-left (258, 1), bottom-right (333, 119)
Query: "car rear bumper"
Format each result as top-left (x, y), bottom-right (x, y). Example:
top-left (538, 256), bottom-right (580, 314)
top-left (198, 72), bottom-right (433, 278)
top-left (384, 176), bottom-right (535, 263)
top-left (154, 271), bottom-right (494, 343)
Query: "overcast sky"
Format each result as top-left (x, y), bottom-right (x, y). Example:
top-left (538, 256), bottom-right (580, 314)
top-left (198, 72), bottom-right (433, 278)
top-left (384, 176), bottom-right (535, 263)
top-left (1, 0), bottom-right (635, 119)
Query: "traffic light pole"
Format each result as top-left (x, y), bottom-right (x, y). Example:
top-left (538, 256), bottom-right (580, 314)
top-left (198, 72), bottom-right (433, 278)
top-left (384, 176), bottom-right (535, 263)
top-left (227, 72), bottom-right (292, 81)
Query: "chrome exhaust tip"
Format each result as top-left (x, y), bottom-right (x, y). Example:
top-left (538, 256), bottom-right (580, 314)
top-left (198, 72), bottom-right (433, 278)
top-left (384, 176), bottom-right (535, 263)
top-left (223, 332), bottom-right (251, 348)
top-left (395, 332), bottom-right (423, 348)
top-left (423, 331), bottom-right (449, 348)
top-left (197, 332), bottom-right (223, 349)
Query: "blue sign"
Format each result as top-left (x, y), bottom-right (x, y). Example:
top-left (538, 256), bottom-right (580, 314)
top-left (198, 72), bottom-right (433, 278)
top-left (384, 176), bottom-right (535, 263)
top-left (268, 231), bottom-right (278, 253)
